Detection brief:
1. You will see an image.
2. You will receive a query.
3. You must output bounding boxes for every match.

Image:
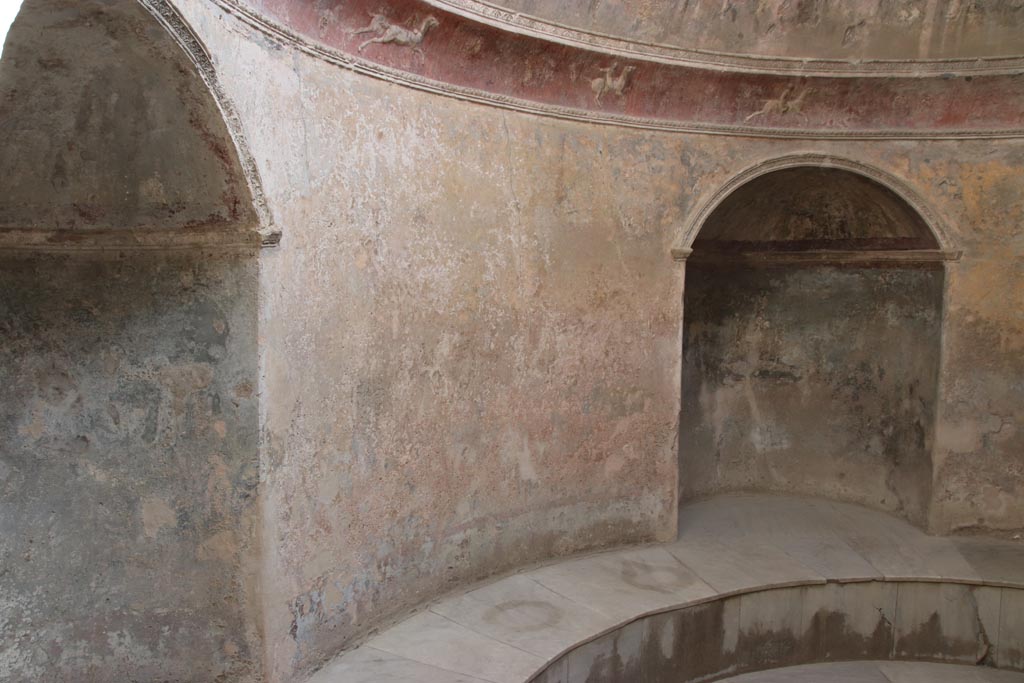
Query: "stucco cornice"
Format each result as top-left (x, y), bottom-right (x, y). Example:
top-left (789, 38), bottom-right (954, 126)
top-left (0, 227), bottom-right (263, 253)
top-left (206, 0), bottom-right (1024, 140)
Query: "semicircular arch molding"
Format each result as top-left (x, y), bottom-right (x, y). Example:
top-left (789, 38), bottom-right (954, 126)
top-left (673, 153), bottom-right (958, 262)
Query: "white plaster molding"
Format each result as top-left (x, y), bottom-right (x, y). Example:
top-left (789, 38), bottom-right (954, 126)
top-left (0, 227), bottom-right (263, 253)
top-left (677, 249), bottom-right (963, 265)
top-left (674, 153), bottom-right (959, 258)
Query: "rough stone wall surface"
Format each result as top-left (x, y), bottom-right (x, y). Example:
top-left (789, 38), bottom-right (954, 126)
top-left (0, 0), bottom-right (256, 234)
top-left (0, 253), bottom-right (261, 683)
top-left (681, 265), bottom-right (944, 525)
top-left (174, 2), bottom-right (1024, 678)
top-left (485, 0), bottom-right (1024, 61)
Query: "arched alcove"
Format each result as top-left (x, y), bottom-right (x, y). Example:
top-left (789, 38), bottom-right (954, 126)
top-left (679, 165), bottom-right (947, 526)
top-left (0, 2), bottom-right (264, 681)
top-left (0, 0), bottom-right (270, 250)
top-left (692, 167), bottom-right (940, 252)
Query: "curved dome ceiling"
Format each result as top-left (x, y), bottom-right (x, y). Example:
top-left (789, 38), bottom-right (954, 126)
top-left (461, 0), bottom-right (1024, 64)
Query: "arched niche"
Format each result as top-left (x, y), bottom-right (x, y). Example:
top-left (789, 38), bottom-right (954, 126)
top-left (0, 3), bottom-right (270, 679)
top-left (0, 0), bottom-right (274, 251)
top-left (692, 167), bottom-right (939, 253)
top-left (678, 164), bottom-right (950, 527)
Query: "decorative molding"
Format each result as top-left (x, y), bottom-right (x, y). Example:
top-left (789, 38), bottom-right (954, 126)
top-left (202, 0), bottom-right (1024, 140)
top-left (670, 248), bottom-right (693, 263)
top-left (139, 0), bottom-right (280, 247)
top-left (674, 153), bottom-right (959, 257)
top-left (678, 249), bottom-right (962, 266)
top-left (424, 0), bottom-right (1024, 78)
top-left (0, 227), bottom-right (263, 254)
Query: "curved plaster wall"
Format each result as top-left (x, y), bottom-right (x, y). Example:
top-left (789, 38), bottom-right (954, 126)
top-left (3, 0), bottom-right (1019, 681)
top-left (682, 265), bottom-right (944, 525)
top-left (165, 1), bottom-right (1024, 680)
top-left (692, 167), bottom-right (939, 250)
top-left (0, 251), bottom-right (261, 682)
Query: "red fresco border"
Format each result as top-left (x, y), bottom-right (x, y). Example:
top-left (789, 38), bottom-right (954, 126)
top-left (238, 0), bottom-right (1024, 134)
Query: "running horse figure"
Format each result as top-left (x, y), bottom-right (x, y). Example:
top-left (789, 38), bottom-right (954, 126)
top-left (354, 13), bottom-right (440, 54)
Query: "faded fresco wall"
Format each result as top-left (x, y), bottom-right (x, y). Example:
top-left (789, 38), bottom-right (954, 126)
top-left (1, 1), bottom-right (1017, 681)
top-left (174, 1), bottom-right (1024, 679)
top-left (253, 53), bottom-right (686, 683)
top-left (681, 264), bottom-right (944, 526)
top-left (179, 3), bottom-right (684, 681)
top-left (674, 143), bottom-right (1024, 539)
top-left (0, 253), bottom-right (261, 683)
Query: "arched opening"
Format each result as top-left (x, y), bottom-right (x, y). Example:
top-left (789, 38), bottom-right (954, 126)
top-left (679, 166), bottom-right (947, 527)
